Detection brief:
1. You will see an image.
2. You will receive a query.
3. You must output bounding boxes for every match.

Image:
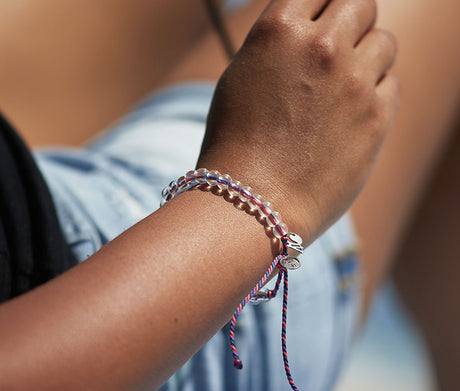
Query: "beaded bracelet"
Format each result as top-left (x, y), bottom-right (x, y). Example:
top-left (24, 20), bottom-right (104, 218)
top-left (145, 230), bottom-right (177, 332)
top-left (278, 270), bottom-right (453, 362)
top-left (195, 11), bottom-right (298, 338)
top-left (160, 168), bottom-right (304, 391)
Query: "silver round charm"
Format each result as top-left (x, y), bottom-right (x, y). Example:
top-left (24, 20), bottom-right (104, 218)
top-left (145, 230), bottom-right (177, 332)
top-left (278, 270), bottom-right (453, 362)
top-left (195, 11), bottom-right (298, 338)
top-left (279, 256), bottom-right (302, 270)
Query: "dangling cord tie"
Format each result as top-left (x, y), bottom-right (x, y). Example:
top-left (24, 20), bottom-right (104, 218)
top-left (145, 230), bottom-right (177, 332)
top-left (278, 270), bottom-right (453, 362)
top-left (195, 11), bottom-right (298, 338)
top-left (280, 267), bottom-right (299, 391)
top-left (229, 259), bottom-right (300, 390)
top-left (229, 254), bottom-right (283, 369)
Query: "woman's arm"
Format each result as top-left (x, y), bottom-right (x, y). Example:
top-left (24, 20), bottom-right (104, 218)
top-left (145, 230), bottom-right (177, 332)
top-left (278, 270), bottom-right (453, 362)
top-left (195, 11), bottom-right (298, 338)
top-left (0, 0), bottom-right (398, 389)
top-left (0, 191), bottom-right (291, 390)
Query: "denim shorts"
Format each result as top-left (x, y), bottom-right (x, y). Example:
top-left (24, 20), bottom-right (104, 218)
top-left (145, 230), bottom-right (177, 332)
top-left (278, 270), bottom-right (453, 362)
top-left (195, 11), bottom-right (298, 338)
top-left (35, 82), bottom-right (361, 391)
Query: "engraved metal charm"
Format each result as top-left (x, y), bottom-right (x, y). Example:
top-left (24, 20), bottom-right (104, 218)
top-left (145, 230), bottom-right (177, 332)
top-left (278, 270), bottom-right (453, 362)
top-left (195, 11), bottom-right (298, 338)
top-left (280, 256), bottom-right (302, 270)
top-left (285, 233), bottom-right (304, 254)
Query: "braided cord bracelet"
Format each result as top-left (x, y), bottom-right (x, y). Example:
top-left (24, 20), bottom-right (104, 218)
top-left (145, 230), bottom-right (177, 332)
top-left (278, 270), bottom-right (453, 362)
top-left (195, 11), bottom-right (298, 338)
top-left (160, 168), bottom-right (304, 391)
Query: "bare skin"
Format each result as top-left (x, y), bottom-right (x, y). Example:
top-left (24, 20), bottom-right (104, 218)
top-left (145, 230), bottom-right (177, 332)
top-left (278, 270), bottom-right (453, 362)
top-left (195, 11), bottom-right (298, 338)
top-left (0, 0), bottom-right (399, 390)
top-left (394, 126), bottom-right (460, 391)
top-left (0, 0), bottom-right (212, 145)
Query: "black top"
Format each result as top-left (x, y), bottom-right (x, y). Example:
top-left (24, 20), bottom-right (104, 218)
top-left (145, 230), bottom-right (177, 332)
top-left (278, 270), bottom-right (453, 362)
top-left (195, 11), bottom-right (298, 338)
top-left (0, 114), bottom-right (77, 303)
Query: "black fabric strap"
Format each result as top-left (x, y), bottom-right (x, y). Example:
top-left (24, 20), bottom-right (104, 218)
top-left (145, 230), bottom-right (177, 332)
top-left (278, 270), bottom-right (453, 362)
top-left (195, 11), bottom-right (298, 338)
top-left (0, 114), bottom-right (77, 302)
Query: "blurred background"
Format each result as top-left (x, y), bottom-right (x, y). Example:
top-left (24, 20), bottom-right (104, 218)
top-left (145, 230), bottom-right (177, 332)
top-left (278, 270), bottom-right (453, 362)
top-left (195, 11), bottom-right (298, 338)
top-left (336, 284), bottom-right (437, 391)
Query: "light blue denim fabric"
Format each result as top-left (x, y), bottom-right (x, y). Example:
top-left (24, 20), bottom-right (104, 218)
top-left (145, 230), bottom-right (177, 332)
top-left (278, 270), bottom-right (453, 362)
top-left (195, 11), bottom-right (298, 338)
top-left (35, 83), bottom-right (361, 391)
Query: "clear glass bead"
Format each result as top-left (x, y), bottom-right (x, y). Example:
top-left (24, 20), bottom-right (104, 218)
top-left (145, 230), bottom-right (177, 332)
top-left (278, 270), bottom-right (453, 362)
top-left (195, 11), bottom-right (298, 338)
top-left (266, 211), bottom-right (281, 228)
top-left (217, 174), bottom-right (232, 191)
top-left (161, 187), bottom-right (170, 198)
top-left (227, 180), bottom-right (241, 197)
top-left (206, 170), bottom-right (220, 186)
top-left (177, 176), bottom-right (186, 190)
top-left (258, 202), bottom-right (272, 218)
top-left (247, 194), bottom-right (262, 211)
top-left (160, 199), bottom-right (167, 207)
top-left (166, 192), bottom-right (174, 200)
top-left (195, 168), bottom-right (209, 182)
top-left (249, 291), bottom-right (270, 305)
top-left (169, 180), bottom-right (178, 195)
top-left (238, 186), bottom-right (252, 202)
top-left (185, 170), bottom-right (197, 182)
top-left (273, 222), bottom-right (288, 238)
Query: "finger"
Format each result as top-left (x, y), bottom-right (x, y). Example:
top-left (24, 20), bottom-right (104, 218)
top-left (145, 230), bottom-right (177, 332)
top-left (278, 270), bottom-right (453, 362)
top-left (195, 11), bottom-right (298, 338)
top-left (264, 0), bottom-right (332, 21)
top-left (376, 74), bottom-right (401, 130)
top-left (357, 28), bottom-right (398, 84)
top-left (319, 0), bottom-right (377, 46)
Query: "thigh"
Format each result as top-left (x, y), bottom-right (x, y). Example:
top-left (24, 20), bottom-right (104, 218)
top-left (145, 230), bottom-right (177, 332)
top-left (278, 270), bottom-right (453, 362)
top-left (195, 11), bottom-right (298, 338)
top-left (350, 0), bottom-right (460, 311)
top-left (394, 121), bottom-right (460, 391)
top-left (0, 0), bottom-right (211, 146)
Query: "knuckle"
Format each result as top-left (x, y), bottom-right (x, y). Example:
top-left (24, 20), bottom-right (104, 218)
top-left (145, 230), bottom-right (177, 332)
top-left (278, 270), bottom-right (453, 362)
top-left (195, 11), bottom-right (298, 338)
top-left (366, 107), bottom-right (387, 143)
top-left (352, 0), bottom-right (377, 18)
top-left (308, 33), bottom-right (340, 69)
top-left (347, 0), bottom-right (377, 23)
top-left (343, 71), bottom-right (368, 98)
top-left (382, 75), bottom-right (402, 114)
top-left (378, 29), bottom-right (398, 54)
top-left (250, 10), bottom-right (302, 43)
top-left (368, 99), bottom-right (384, 123)
top-left (363, 0), bottom-right (377, 18)
top-left (368, 91), bottom-right (398, 137)
top-left (386, 74), bottom-right (401, 97)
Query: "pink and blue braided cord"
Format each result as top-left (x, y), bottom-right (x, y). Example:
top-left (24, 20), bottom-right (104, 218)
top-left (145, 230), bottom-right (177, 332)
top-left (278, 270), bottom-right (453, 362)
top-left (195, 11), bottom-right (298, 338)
top-left (229, 253), bottom-right (299, 390)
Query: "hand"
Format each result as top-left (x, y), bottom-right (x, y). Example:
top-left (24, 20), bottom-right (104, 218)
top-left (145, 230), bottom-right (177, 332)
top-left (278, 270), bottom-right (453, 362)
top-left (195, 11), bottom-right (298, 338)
top-left (198, 0), bottom-right (399, 241)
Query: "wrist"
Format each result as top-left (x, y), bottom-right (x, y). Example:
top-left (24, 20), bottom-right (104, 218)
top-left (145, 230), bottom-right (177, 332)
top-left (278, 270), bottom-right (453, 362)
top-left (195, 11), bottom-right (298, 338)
top-left (196, 150), bottom-right (315, 244)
